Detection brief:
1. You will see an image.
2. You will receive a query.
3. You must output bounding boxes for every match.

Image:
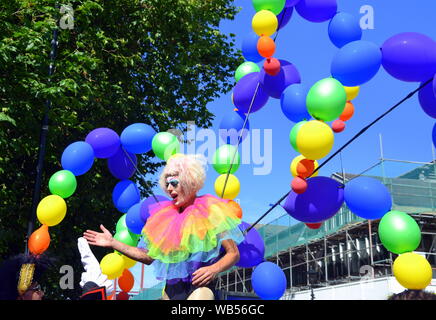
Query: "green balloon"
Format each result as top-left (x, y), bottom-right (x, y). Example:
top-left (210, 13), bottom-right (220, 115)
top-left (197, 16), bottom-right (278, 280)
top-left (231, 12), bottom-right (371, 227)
top-left (152, 132), bottom-right (180, 160)
top-left (213, 144), bottom-right (240, 174)
top-left (252, 0), bottom-right (286, 15)
top-left (306, 78), bottom-right (346, 122)
top-left (48, 170), bottom-right (77, 198)
top-left (235, 62), bottom-right (260, 83)
top-left (116, 214), bottom-right (128, 233)
top-left (289, 120), bottom-right (306, 153)
top-left (114, 229), bottom-right (140, 247)
top-left (378, 210), bottom-right (421, 254)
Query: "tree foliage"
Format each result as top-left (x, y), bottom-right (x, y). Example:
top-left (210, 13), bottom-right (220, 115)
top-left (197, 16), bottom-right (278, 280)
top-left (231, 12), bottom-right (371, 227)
top-left (0, 0), bottom-right (242, 299)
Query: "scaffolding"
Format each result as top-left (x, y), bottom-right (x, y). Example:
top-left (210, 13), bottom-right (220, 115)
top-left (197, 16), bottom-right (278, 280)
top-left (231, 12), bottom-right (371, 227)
top-left (216, 157), bottom-right (436, 299)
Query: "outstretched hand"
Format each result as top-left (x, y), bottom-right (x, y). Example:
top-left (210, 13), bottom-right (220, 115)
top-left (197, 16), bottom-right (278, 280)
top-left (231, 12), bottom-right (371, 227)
top-left (83, 225), bottom-right (114, 248)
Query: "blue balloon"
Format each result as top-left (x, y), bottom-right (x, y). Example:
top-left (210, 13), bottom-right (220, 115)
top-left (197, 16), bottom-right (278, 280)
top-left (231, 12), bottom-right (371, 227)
top-left (282, 176), bottom-right (344, 223)
top-left (344, 177), bottom-right (392, 220)
top-left (252, 262), bottom-right (286, 300)
top-left (241, 32), bottom-right (263, 63)
top-left (219, 111), bottom-right (249, 145)
top-left (61, 141), bottom-right (95, 176)
top-left (280, 84), bottom-right (311, 122)
top-left (418, 80), bottom-right (436, 119)
top-left (328, 12), bottom-right (362, 48)
top-left (112, 180), bottom-right (141, 213)
top-left (140, 195), bottom-right (170, 221)
top-left (331, 40), bottom-right (382, 86)
top-left (236, 222), bottom-right (265, 268)
top-left (120, 123), bottom-right (156, 154)
top-left (107, 146), bottom-right (137, 180)
top-left (433, 123), bottom-right (436, 150)
top-left (126, 202), bottom-right (145, 235)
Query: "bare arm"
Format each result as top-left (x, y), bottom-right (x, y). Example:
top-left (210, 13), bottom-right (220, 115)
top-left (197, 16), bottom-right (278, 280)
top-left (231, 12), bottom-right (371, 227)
top-left (191, 239), bottom-right (240, 286)
top-left (83, 225), bottom-right (154, 265)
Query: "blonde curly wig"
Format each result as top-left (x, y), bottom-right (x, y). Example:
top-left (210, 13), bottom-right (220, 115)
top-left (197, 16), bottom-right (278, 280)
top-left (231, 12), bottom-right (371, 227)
top-left (159, 154), bottom-right (207, 197)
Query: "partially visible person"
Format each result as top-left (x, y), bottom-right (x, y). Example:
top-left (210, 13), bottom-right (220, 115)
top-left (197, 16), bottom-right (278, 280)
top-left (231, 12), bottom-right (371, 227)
top-left (388, 289), bottom-right (436, 300)
top-left (77, 237), bottom-right (113, 300)
top-left (0, 253), bottom-right (52, 300)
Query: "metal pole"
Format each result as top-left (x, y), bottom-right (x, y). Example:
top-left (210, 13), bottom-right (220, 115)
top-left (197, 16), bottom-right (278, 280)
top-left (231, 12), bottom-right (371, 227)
top-left (25, 8), bottom-right (60, 253)
top-left (368, 220), bottom-right (374, 266)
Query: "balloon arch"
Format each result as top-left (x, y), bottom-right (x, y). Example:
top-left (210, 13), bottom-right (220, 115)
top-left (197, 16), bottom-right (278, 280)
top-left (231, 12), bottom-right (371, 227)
top-left (28, 0), bottom-right (436, 300)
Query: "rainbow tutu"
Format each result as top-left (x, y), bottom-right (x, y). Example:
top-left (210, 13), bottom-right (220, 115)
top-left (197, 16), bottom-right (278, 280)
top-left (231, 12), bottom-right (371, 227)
top-left (141, 194), bottom-right (244, 281)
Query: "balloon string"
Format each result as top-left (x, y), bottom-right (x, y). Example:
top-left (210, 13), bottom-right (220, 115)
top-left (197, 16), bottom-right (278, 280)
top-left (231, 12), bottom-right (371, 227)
top-left (244, 78), bottom-right (433, 235)
top-left (121, 146), bottom-right (161, 204)
top-left (219, 6), bottom-right (289, 199)
top-left (220, 83), bottom-right (259, 198)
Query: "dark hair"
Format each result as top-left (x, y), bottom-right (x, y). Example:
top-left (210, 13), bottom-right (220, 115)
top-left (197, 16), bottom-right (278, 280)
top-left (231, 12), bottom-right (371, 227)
top-left (0, 254), bottom-right (53, 300)
top-left (388, 289), bottom-right (436, 300)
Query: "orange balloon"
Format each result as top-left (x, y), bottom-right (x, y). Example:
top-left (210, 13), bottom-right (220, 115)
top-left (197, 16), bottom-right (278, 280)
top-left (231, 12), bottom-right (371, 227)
top-left (296, 159), bottom-right (315, 178)
top-left (227, 200), bottom-right (243, 219)
top-left (28, 224), bottom-right (50, 255)
top-left (339, 101), bottom-right (355, 121)
top-left (118, 269), bottom-right (134, 292)
top-left (257, 36), bottom-right (275, 58)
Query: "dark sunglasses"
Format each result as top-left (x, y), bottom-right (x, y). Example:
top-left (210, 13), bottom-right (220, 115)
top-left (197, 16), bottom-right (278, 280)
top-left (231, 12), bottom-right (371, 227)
top-left (29, 283), bottom-right (42, 292)
top-left (165, 179), bottom-right (179, 188)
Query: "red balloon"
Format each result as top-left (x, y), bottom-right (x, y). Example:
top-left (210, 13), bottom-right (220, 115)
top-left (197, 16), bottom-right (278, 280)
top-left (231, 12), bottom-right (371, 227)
top-left (118, 269), bottom-right (134, 292)
top-left (306, 222), bottom-right (322, 229)
top-left (264, 58), bottom-right (281, 76)
top-left (28, 224), bottom-right (50, 255)
top-left (291, 177), bottom-right (308, 194)
top-left (116, 291), bottom-right (130, 300)
top-left (332, 119), bottom-right (345, 133)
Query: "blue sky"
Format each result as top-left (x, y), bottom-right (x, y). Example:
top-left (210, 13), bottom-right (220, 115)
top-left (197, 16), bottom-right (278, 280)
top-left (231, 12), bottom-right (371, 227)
top-left (130, 0), bottom-right (436, 292)
top-left (148, 0), bottom-right (436, 226)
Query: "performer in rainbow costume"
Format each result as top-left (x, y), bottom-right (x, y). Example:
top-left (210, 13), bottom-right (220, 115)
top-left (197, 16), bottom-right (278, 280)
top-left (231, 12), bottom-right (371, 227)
top-left (84, 154), bottom-right (244, 300)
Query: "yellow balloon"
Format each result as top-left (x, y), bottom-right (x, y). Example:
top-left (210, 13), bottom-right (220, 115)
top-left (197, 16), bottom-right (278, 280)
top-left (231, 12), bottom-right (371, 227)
top-left (393, 252), bottom-right (432, 290)
top-left (100, 253), bottom-right (125, 280)
top-left (252, 10), bottom-right (278, 37)
top-left (290, 155), bottom-right (319, 178)
top-left (214, 174), bottom-right (240, 200)
top-left (122, 255), bottom-right (137, 269)
top-left (296, 120), bottom-right (334, 160)
top-left (344, 86), bottom-right (360, 101)
top-left (36, 195), bottom-right (67, 226)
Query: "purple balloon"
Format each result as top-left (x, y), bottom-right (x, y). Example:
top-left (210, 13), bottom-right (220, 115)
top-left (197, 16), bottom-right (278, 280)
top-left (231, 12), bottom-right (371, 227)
top-left (235, 222), bottom-right (265, 268)
top-left (260, 60), bottom-right (301, 99)
top-left (295, 0), bottom-right (337, 23)
top-left (107, 146), bottom-right (137, 180)
top-left (233, 72), bottom-right (269, 114)
top-left (287, 0), bottom-right (301, 6)
top-left (433, 74), bottom-right (436, 97)
top-left (418, 81), bottom-right (436, 118)
top-left (282, 176), bottom-right (344, 223)
top-left (140, 195), bottom-right (170, 222)
top-left (85, 128), bottom-right (120, 159)
top-left (277, 4), bottom-right (294, 30)
top-left (381, 32), bottom-right (436, 82)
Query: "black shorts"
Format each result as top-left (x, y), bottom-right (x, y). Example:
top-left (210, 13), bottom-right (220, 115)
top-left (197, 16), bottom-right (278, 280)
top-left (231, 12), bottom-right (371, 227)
top-left (164, 279), bottom-right (216, 300)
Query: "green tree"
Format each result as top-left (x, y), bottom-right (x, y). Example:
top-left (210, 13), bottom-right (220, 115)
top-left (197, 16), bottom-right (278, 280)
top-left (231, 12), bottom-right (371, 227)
top-left (0, 0), bottom-right (242, 299)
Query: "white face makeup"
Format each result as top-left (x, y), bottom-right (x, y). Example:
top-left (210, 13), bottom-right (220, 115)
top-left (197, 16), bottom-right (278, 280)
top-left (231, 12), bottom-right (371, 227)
top-left (166, 175), bottom-right (184, 208)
